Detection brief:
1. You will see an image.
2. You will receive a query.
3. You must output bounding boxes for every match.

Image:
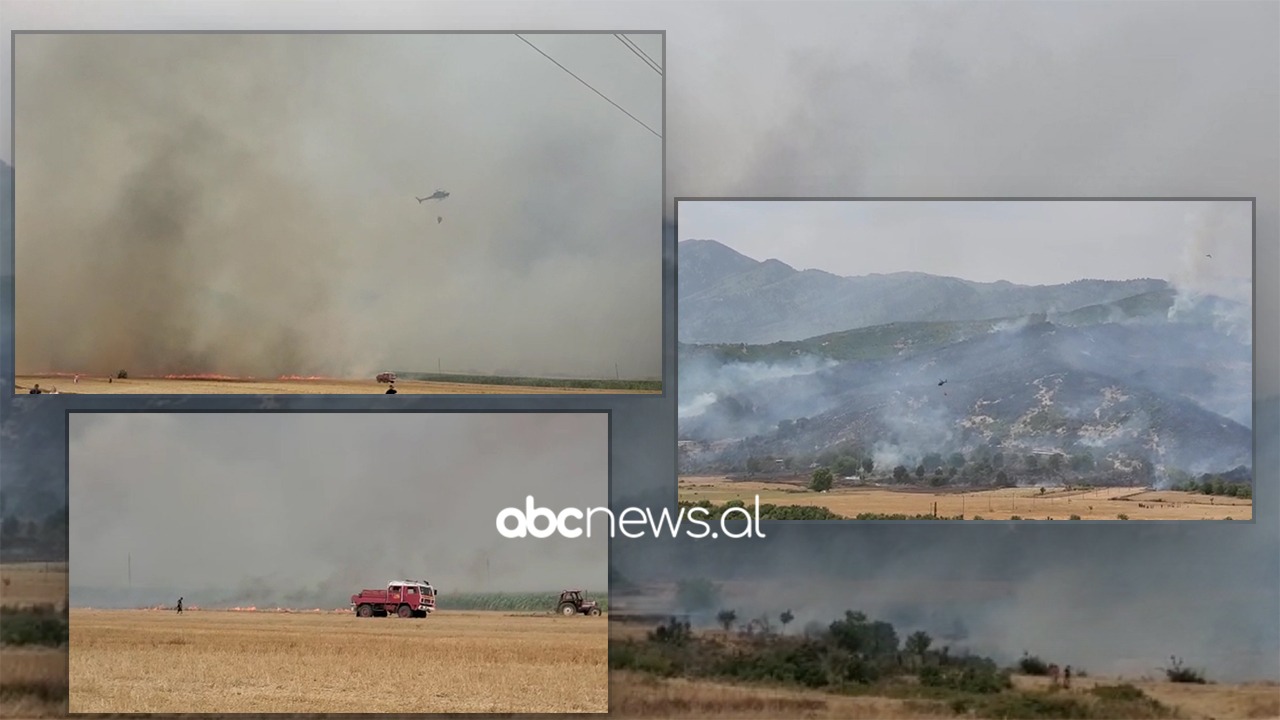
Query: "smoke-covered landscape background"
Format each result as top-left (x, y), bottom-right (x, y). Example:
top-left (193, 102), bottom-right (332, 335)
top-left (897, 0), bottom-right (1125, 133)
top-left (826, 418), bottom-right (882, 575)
top-left (0, 0), bottom-right (1276, 689)
top-left (676, 200), bottom-right (1254, 484)
top-left (12, 32), bottom-right (661, 380)
top-left (68, 412), bottom-right (609, 607)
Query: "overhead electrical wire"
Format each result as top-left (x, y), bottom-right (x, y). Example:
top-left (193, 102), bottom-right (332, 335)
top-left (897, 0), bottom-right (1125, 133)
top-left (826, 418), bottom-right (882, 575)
top-left (614, 33), bottom-right (662, 75)
top-left (515, 33), bottom-right (661, 139)
top-left (621, 34), bottom-right (663, 74)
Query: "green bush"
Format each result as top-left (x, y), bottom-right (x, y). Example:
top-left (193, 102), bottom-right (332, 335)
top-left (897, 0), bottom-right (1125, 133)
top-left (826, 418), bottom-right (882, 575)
top-left (1018, 653), bottom-right (1051, 675)
top-left (0, 605), bottom-right (68, 646)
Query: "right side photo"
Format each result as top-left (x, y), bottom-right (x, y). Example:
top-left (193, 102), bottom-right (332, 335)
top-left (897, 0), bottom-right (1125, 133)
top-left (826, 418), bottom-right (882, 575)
top-left (676, 198), bottom-right (1254, 522)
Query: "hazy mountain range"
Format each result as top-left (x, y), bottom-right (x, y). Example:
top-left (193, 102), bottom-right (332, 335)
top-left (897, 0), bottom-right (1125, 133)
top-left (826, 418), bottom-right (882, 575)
top-left (678, 239), bottom-right (1252, 482)
top-left (679, 238), bottom-right (1174, 345)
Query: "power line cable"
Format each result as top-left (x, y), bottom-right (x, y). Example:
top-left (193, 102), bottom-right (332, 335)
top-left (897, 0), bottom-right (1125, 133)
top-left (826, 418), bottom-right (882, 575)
top-left (621, 34), bottom-right (662, 73)
top-left (615, 33), bottom-right (662, 75)
top-left (515, 34), bottom-right (661, 139)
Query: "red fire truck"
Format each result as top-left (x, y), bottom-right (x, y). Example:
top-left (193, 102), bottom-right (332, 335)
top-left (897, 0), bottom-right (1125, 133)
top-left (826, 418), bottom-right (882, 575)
top-left (351, 580), bottom-right (437, 618)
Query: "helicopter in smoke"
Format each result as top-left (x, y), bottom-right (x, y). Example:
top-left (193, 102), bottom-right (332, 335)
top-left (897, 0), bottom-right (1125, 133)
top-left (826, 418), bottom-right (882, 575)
top-left (416, 190), bottom-right (450, 203)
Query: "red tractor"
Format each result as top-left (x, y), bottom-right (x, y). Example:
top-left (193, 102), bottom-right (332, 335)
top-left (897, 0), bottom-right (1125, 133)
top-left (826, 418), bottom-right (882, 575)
top-left (351, 580), bottom-right (436, 618)
top-left (557, 589), bottom-right (602, 616)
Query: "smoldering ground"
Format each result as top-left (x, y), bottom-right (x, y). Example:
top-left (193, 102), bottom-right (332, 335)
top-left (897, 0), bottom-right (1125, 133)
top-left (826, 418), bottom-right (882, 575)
top-left (67, 412), bottom-right (609, 607)
top-left (13, 33), bottom-right (661, 380)
top-left (678, 309), bottom-right (1252, 477)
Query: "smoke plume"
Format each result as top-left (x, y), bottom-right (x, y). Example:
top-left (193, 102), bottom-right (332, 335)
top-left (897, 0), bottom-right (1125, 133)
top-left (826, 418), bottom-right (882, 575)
top-left (67, 412), bottom-right (609, 607)
top-left (14, 33), bottom-right (661, 380)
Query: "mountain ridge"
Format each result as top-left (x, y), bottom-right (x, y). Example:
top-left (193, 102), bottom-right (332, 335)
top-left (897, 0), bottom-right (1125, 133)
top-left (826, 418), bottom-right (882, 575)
top-left (679, 238), bottom-right (1172, 344)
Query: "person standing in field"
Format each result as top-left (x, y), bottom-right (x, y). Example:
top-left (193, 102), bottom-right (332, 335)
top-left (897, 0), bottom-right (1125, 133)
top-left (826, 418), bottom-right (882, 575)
top-left (176, 597), bottom-right (183, 614)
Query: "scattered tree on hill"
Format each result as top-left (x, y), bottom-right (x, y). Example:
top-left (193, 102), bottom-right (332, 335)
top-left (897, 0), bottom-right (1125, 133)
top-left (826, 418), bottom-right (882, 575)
top-left (717, 609), bottom-right (737, 632)
top-left (780, 609), bottom-right (795, 633)
top-left (1163, 656), bottom-right (1207, 684)
top-left (862, 458), bottom-right (875, 475)
top-left (922, 453), bottom-right (945, 472)
top-left (1019, 653), bottom-right (1051, 675)
top-left (915, 464), bottom-right (926, 480)
top-left (810, 467), bottom-right (834, 492)
top-left (905, 630), bottom-right (933, 666)
top-left (893, 465), bottom-right (909, 482)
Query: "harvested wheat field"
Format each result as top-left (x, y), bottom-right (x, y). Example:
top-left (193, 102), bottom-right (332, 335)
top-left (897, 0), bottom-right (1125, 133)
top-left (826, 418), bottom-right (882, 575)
top-left (0, 563), bottom-right (67, 608)
top-left (1, 563), bottom-right (68, 718)
top-left (16, 374), bottom-right (656, 396)
top-left (680, 476), bottom-right (1253, 521)
top-left (610, 670), bottom-right (954, 719)
top-left (0, 647), bottom-right (67, 718)
top-left (610, 670), bottom-right (1280, 719)
top-left (69, 609), bottom-right (607, 713)
top-left (1009, 674), bottom-right (1280, 720)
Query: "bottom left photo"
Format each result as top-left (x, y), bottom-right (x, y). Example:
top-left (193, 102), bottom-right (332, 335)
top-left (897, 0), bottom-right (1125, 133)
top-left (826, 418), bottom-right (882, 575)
top-left (63, 410), bottom-right (610, 715)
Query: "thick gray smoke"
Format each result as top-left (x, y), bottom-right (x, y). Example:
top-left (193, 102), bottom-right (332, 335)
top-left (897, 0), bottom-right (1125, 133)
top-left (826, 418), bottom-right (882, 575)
top-left (13, 33), bottom-right (661, 380)
top-left (2, 0), bottom-right (1276, 691)
top-left (1167, 203), bottom-right (1253, 343)
top-left (67, 412), bottom-right (608, 607)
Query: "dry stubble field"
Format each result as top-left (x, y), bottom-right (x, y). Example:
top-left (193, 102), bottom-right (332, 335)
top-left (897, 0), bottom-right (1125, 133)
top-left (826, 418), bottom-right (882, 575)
top-left (680, 476), bottom-right (1253, 521)
top-left (609, 670), bottom-right (1280, 719)
top-left (0, 563), bottom-right (66, 608)
top-left (69, 609), bottom-right (607, 714)
top-left (1, 562), bottom-right (68, 719)
top-left (16, 374), bottom-right (651, 395)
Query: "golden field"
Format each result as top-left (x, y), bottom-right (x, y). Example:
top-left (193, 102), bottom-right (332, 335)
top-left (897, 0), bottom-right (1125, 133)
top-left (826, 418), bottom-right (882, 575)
top-left (1, 562), bottom-right (68, 718)
top-left (0, 648), bottom-right (67, 719)
top-left (68, 609), bottom-right (607, 714)
top-left (0, 563), bottom-right (67, 609)
top-left (680, 476), bottom-right (1253, 521)
top-left (16, 374), bottom-right (655, 395)
top-left (609, 670), bottom-right (1280, 719)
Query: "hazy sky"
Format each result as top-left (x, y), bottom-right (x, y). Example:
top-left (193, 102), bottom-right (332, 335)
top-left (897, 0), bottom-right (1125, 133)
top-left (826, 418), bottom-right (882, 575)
top-left (3, 0), bottom-right (1278, 682)
top-left (10, 31), bottom-right (661, 379)
top-left (68, 412), bottom-right (608, 598)
top-left (679, 200), bottom-right (1253, 297)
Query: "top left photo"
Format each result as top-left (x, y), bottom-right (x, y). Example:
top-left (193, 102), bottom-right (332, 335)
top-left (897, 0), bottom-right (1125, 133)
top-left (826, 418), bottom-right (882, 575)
top-left (10, 31), bottom-right (664, 396)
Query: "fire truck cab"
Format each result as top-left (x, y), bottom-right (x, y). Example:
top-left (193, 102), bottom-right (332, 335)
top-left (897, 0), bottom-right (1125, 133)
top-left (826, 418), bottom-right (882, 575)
top-left (351, 580), bottom-right (437, 618)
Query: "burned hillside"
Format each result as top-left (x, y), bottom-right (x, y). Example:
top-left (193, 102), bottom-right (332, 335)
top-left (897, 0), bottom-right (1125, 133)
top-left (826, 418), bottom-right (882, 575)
top-left (679, 294), bottom-right (1251, 484)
